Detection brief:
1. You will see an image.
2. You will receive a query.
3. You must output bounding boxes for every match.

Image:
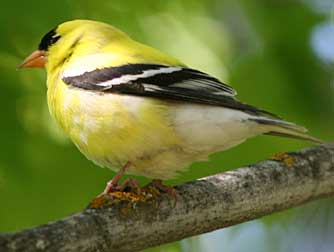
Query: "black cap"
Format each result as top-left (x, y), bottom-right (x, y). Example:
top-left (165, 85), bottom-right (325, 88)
top-left (38, 28), bottom-right (61, 51)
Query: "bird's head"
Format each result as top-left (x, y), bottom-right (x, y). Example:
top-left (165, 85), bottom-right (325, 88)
top-left (19, 20), bottom-right (129, 71)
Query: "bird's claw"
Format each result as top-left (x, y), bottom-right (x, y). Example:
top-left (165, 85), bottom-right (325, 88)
top-left (103, 178), bottom-right (142, 195)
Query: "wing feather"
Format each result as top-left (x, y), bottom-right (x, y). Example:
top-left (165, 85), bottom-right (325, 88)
top-left (62, 63), bottom-right (279, 118)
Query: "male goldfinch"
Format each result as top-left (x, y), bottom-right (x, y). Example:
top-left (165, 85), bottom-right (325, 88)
top-left (20, 20), bottom-right (321, 194)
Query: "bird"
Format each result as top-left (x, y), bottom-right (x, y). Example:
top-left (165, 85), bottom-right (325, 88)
top-left (19, 19), bottom-right (321, 195)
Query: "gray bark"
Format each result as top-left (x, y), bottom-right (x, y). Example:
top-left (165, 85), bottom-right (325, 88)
top-left (1, 143), bottom-right (334, 252)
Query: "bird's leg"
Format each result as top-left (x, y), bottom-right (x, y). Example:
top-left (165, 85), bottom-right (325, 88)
top-left (145, 179), bottom-right (178, 206)
top-left (103, 161), bottom-right (132, 194)
top-left (91, 163), bottom-right (149, 209)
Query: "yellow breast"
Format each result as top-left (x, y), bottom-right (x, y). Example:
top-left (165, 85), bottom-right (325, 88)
top-left (47, 76), bottom-right (183, 178)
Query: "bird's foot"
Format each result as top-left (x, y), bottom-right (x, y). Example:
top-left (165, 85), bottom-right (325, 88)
top-left (98, 161), bottom-right (142, 194)
top-left (89, 161), bottom-right (157, 209)
top-left (144, 179), bottom-right (178, 206)
top-left (103, 178), bottom-right (142, 194)
top-left (91, 178), bottom-right (154, 209)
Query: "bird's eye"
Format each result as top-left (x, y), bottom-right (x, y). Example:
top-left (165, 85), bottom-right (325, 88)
top-left (38, 28), bottom-right (61, 51)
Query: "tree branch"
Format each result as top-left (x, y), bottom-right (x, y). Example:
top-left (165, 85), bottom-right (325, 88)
top-left (1, 143), bottom-right (334, 252)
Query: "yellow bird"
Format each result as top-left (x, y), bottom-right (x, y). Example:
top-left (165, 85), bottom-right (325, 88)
top-left (19, 20), bottom-right (321, 194)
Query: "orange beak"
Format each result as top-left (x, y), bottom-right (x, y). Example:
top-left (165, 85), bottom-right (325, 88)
top-left (18, 50), bottom-right (46, 68)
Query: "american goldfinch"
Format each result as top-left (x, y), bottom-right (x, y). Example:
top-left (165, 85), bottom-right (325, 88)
top-left (19, 20), bottom-right (321, 194)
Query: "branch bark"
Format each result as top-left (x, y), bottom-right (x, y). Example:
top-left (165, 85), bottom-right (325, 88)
top-left (1, 143), bottom-right (334, 252)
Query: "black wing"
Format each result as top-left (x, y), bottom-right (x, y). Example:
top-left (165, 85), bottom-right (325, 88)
top-left (62, 63), bottom-right (279, 118)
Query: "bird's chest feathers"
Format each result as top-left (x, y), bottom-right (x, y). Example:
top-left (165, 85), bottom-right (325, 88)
top-left (47, 81), bottom-right (179, 165)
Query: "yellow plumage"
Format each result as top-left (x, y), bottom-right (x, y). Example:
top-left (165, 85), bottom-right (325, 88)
top-left (49, 84), bottom-right (185, 179)
top-left (45, 20), bottom-right (191, 179)
top-left (20, 19), bottom-right (320, 184)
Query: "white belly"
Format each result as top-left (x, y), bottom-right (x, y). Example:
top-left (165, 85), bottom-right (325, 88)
top-left (172, 104), bottom-right (262, 154)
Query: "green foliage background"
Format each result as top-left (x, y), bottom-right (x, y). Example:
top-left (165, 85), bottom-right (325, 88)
top-left (0, 0), bottom-right (333, 251)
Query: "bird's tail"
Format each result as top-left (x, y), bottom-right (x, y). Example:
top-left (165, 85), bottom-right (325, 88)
top-left (249, 117), bottom-right (323, 144)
